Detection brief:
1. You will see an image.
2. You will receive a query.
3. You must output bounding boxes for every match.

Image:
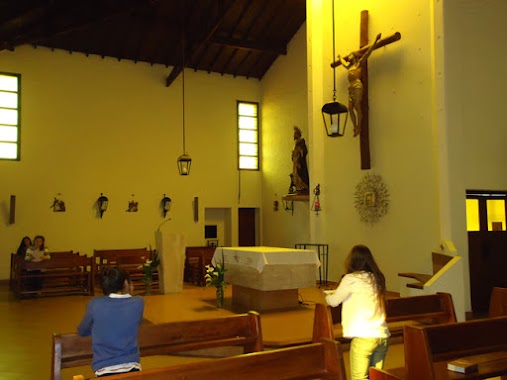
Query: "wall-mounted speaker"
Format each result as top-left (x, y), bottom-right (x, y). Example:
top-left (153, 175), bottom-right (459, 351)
top-left (9, 195), bottom-right (15, 224)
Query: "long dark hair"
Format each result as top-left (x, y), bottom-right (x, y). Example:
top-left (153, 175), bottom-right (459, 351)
top-left (345, 245), bottom-right (386, 313)
top-left (16, 236), bottom-right (31, 256)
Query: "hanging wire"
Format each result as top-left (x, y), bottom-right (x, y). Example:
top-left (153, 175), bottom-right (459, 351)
top-left (181, 0), bottom-right (186, 155)
top-left (331, 0), bottom-right (337, 103)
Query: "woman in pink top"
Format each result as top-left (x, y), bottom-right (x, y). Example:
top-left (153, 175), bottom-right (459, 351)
top-left (325, 245), bottom-right (389, 380)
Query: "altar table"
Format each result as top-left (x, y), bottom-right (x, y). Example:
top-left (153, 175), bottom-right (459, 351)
top-left (213, 246), bottom-right (320, 311)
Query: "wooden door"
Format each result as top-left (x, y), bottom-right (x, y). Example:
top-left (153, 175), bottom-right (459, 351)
top-left (238, 208), bottom-right (256, 246)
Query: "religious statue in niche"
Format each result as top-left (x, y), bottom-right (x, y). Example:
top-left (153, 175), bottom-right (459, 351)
top-left (291, 126), bottom-right (310, 194)
top-left (337, 33), bottom-right (382, 137)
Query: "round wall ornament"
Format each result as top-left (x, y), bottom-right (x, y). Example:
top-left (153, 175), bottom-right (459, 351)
top-left (354, 173), bottom-right (390, 224)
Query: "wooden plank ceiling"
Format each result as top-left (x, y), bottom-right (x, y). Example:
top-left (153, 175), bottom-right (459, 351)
top-left (0, 0), bottom-right (306, 86)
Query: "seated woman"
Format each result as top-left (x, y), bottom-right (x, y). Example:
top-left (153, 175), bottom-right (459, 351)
top-left (25, 235), bottom-right (51, 292)
top-left (25, 235), bottom-right (51, 262)
top-left (16, 236), bottom-right (32, 257)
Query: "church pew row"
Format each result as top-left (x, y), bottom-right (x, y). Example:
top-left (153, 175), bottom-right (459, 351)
top-left (10, 253), bottom-right (93, 298)
top-left (92, 248), bottom-right (159, 294)
top-left (84, 339), bottom-right (346, 380)
top-left (312, 292), bottom-right (457, 346)
top-left (10, 250), bottom-right (79, 290)
top-left (369, 316), bottom-right (507, 380)
top-left (52, 311), bottom-right (263, 380)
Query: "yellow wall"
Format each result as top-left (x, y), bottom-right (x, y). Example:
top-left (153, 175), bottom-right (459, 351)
top-left (0, 46), bottom-right (261, 278)
top-left (260, 0), bottom-right (507, 317)
top-left (261, 23), bottom-right (310, 247)
top-left (303, 0), bottom-right (440, 289)
top-left (2, 1), bottom-right (507, 317)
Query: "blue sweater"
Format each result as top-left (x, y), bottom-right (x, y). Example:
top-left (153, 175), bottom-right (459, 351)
top-left (77, 295), bottom-right (144, 372)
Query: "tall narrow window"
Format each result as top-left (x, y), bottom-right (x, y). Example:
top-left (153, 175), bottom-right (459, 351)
top-left (238, 101), bottom-right (259, 170)
top-left (0, 73), bottom-right (20, 160)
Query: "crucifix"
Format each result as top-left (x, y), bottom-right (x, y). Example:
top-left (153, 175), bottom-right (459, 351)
top-left (331, 11), bottom-right (401, 170)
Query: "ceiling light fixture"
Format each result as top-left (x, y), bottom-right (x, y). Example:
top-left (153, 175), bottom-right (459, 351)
top-left (177, 0), bottom-right (191, 175)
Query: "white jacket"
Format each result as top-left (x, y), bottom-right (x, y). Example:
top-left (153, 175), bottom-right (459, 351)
top-left (325, 271), bottom-right (389, 338)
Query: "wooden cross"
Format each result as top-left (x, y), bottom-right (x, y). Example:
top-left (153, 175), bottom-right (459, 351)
top-left (331, 11), bottom-right (401, 170)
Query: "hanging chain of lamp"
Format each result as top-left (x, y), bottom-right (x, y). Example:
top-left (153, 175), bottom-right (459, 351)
top-left (177, 0), bottom-right (192, 175)
top-left (322, 0), bottom-right (348, 137)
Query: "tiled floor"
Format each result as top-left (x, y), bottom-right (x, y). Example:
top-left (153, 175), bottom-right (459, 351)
top-left (0, 283), bottom-right (405, 380)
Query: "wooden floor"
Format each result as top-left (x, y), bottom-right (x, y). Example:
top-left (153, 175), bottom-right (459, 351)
top-left (0, 282), bottom-right (406, 380)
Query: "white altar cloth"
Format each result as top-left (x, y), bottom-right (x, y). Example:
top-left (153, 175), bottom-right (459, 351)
top-left (212, 246), bottom-right (320, 292)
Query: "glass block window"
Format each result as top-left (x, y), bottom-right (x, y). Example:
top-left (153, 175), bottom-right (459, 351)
top-left (0, 73), bottom-right (20, 160)
top-left (238, 101), bottom-right (259, 170)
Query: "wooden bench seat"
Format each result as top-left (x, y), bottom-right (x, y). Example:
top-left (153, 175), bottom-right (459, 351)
top-left (11, 253), bottom-right (92, 298)
top-left (52, 311), bottom-right (263, 380)
top-left (82, 339), bottom-right (346, 380)
top-left (313, 292), bottom-right (457, 346)
top-left (370, 316), bottom-right (507, 380)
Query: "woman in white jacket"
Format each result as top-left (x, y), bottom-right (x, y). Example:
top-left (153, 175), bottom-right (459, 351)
top-left (325, 245), bottom-right (389, 380)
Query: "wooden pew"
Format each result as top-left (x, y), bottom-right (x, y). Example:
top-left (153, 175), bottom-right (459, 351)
top-left (52, 311), bottom-right (263, 380)
top-left (80, 339), bottom-right (346, 380)
top-left (12, 253), bottom-right (93, 298)
top-left (312, 292), bottom-right (457, 345)
top-left (183, 246), bottom-right (215, 286)
top-left (370, 316), bottom-right (507, 380)
top-left (92, 248), bottom-right (158, 293)
top-left (10, 251), bottom-right (77, 290)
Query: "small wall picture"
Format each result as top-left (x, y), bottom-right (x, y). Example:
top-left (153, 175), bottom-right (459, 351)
top-left (127, 200), bottom-right (138, 212)
top-left (51, 197), bottom-right (66, 212)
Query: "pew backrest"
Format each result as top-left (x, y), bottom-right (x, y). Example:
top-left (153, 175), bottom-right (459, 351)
top-left (404, 316), bottom-right (507, 379)
top-left (12, 254), bottom-right (93, 297)
top-left (52, 311), bottom-right (263, 380)
top-left (90, 339), bottom-right (346, 380)
top-left (489, 286), bottom-right (507, 317)
top-left (93, 248), bottom-right (150, 273)
top-left (313, 292), bottom-right (457, 342)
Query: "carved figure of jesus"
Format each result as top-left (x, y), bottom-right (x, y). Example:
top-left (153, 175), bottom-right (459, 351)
top-left (337, 33), bottom-right (381, 137)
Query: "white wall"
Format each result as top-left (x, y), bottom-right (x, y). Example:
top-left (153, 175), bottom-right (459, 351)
top-left (0, 46), bottom-right (262, 279)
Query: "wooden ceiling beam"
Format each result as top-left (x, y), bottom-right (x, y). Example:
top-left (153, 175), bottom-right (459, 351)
top-left (211, 36), bottom-right (286, 56)
top-left (165, 0), bottom-right (234, 86)
top-left (165, 65), bottom-right (183, 87)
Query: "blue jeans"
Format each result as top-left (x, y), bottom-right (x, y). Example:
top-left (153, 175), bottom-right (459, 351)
top-left (350, 337), bottom-right (388, 380)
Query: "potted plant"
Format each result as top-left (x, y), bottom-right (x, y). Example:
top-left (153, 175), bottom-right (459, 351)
top-left (204, 254), bottom-right (227, 307)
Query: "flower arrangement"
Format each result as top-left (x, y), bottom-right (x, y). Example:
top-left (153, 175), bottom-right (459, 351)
top-left (142, 254), bottom-right (160, 284)
top-left (205, 254), bottom-right (227, 289)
